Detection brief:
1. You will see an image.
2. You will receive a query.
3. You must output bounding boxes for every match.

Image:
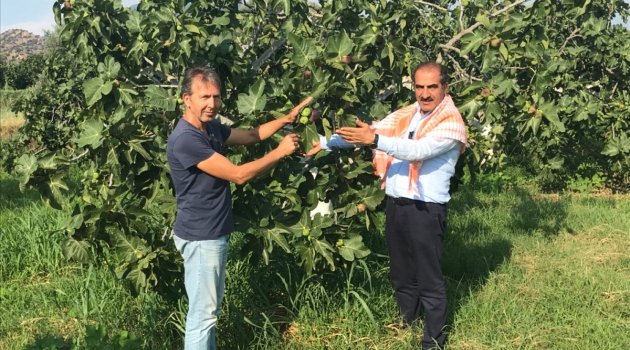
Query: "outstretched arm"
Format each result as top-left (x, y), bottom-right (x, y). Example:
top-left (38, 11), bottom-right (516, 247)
top-left (226, 96), bottom-right (313, 146)
top-left (198, 134), bottom-right (301, 185)
top-left (315, 118), bottom-right (461, 161)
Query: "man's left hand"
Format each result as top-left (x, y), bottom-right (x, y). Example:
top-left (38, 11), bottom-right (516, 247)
top-left (283, 96), bottom-right (314, 124)
top-left (337, 119), bottom-right (375, 145)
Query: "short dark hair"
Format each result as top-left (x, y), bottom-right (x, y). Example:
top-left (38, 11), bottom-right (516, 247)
top-left (412, 61), bottom-right (449, 85)
top-left (181, 66), bottom-right (222, 96)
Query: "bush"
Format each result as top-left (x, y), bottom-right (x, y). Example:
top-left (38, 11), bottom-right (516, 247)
top-left (3, 54), bottom-right (46, 89)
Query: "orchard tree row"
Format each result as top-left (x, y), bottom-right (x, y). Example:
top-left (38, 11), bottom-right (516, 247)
top-left (11, 0), bottom-right (629, 290)
top-left (0, 54), bottom-right (46, 89)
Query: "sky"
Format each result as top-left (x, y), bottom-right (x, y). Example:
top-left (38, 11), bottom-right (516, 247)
top-left (1, 0), bottom-right (628, 36)
top-left (0, 0), bottom-right (137, 35)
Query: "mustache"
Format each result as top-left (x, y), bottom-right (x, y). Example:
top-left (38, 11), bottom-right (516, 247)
top-left (419, 97), bottom-right (434, 102)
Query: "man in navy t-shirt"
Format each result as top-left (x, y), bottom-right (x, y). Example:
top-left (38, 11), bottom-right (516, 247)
top-left (167, 66), bottom-right (312, 350)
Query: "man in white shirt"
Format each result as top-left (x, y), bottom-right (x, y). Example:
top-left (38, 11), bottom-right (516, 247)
top-left (310, 62), bottom-right (467, 349)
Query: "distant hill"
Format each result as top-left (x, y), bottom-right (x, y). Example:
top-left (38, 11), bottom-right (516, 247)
top-left (0, 29), bottom-right (46, 62)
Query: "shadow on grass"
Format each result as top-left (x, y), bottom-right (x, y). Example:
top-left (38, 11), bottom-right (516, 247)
top-left (0, 176), bottom-right (40, 210)
top-left (444, 188), bottom-right (513, 323)
top-left (0, 163), bottom-right (88, 211)
top-left (444, 185), bottom-right (570, 325)
top-left (24, 324), bottom-right (142, 350)
top-left (23, 334), bottom-right (72, 350)
top-left (509, 188), bottom-right (572, 237)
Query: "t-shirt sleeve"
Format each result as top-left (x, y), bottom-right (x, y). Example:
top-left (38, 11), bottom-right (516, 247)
top-left (218, 122), bottom-right (232, 143)
top-left (172, 132), bottom-right (216, 169)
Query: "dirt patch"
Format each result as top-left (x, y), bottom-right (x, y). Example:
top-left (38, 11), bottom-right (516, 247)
top-left (0, 115), bottom-right (25, 139)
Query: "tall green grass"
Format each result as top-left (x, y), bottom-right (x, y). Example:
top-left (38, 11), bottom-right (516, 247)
top-left (0, 90), bottom-right (25, 139)
top-left (1, 170), bottom-right (628, 349)
top-left (0, 172), bottom-right (179, 349)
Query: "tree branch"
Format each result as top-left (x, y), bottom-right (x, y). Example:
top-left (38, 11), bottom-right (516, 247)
top-left (446, 52), bottom-right (483, 83)
top-left (492, 0), bottom-right (528, 17)
top-left (441, 0), bottom-right (528, 50)
top-left (559, 27), bottom-right (582, 54)
top-left (414, 1), bottom-right (448, 12)
top-left (459, 2), bottom-right (465, 31)
top-left (71, 149), bottom-right (89, 161)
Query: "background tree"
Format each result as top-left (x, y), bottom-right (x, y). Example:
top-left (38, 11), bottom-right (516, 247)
top-left (0, 56), bottom-right (7, 88)
top-left (3, 54), bottom-right (46, 89)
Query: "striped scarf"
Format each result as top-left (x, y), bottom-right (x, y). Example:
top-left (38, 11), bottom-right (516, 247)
top-left (372, 95), bottom-right (467, 194)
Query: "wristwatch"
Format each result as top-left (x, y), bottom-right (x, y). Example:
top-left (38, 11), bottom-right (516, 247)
top-left (369, 134), bottom-right (379, 149)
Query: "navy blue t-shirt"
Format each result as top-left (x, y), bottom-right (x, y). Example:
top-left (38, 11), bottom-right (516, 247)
top-left (166, 119), bottom-right (233, 241)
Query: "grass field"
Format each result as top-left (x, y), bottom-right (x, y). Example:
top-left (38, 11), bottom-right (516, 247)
top-left (0, 90), bottom-right (25, 139)
top-left (0, 171), bottom-right (628, 349)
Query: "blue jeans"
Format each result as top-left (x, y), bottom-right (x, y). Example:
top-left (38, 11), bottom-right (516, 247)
top-left (174, 234), bottom-right (229, 350)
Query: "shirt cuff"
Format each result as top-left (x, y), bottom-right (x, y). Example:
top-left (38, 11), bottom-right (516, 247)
top-left (375, 135), bottom-right (393, 151)
top-left (319, 135), bottom-right (330, 151)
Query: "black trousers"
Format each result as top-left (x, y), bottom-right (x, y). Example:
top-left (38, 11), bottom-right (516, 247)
top-left (385, 196), bottom-right (448, 349)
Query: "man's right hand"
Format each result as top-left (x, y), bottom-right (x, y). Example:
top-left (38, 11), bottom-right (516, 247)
top-left (305, 140), bottom-right (321, 157)
top-left (277, 133), bottom-right (301, 157)
top-left (282, 96), bottom-right (314, 125)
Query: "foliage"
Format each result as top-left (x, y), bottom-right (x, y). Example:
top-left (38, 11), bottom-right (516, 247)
top-left (12, 0), bottom-right (630, 291)
top-left (452, 0), bottom-right (630, 192)
top-left (0, 56), bottom-right (6, 88)
top-left (1, 54), bottom-right (46, 89)
top-left (9, 37), bottom-right (91, 154)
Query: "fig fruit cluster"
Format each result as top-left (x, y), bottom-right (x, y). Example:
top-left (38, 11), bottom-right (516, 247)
top-left (298, 107), bottom-right (321, 124)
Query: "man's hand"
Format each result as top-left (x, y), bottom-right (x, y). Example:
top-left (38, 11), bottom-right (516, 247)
top-left (276, 133), bottom-right (301, 157)
top-left (282, 96), bottom-right (314, 124)
top-left (305, 140), bottom-right (322, 157)
top-left (336, 119), bottom-right (375, 145)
